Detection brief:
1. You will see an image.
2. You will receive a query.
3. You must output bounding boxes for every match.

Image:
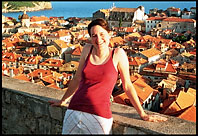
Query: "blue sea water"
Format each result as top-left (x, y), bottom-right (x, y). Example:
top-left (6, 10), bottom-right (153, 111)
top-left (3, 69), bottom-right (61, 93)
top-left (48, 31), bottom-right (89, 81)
top-left (2, 1), bottom-right (196, 21)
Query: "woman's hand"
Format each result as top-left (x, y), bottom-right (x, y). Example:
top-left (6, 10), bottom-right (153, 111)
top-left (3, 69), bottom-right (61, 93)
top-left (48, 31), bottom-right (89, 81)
top-left (48, 100), bottom-right (67, 107)
top-left (141, 114), bottom-right (167, 122)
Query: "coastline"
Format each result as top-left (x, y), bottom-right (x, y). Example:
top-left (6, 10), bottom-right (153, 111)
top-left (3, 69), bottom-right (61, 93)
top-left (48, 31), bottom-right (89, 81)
top-left (2, 8), bottom-right (52, 13)
top-left (2, 1), bottom-right (52, 13)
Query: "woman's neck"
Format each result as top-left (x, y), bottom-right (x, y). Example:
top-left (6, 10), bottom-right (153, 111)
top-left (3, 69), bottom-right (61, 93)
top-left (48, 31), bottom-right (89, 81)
top-left (93, 46), bottom-right (110, 58)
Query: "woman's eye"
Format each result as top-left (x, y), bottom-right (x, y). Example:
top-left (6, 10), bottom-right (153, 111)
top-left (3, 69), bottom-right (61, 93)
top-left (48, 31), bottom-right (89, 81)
top-left (100, 33), bottom-right (104, 36)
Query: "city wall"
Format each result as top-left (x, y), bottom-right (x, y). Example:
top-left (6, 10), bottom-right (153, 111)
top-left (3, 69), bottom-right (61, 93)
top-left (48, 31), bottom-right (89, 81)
top-left (2, 76), bottom-right (196, 134)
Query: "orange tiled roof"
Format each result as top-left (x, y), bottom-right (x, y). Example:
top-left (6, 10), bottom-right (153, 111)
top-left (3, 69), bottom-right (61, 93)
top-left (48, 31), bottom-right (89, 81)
top-left (165, 63), bottom-right (177, 73)
top-left (170, 8), bottom-right (180, 12)
top-left (163, 17), bottom-right (195, 23)
top-left (111, 7), bottom-right (137, 13)
top-left (113, 92), bottom-right (131, 106)
top-left (140, 48), bottom-right (161, 58)
top-left (27, 69), bottom-right (52, 78)
top-left (178, 106), bottom-right (196, 123)
top-left (111, 36), bottom-right (125, 45)
top-left (2, 52), bottom-right (17, 62)
top-left (47, 83), bottom-right (61, 90)
top-left (146, 17), bottom-right (167, 21)
top-left (13, 74), bottom-right (30, 82)
top-left (165, 48), bottom-right (179, 56)
top-left (129, 57), bottom-right (148, 66)
top-left (72, 46), bottom-right (83, 56)
top-left (42, 74), bottom-right (54, 84)
top-left (39, 58), bottom-right (64, 67)
top-left (163, 102), bottom-right (181, 115)
top-left (187, 88), bottom-right (196, 97)
top-left (54, 39), bottom-right (69, 49)
top-left (156, 63), bottom-right (166, 68)
top-left (31, 16), bottom-right (50, 22)
top-left (176, 91), bottom-right (195, 110)
top-left (56, 29), bottom-right (71, 37)
top-left (133, 78), bottom-right (154, 104)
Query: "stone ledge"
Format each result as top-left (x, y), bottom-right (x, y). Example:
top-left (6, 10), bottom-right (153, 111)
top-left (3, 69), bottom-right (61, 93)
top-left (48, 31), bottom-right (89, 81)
top-left (2, 76), bottom-right (196, 134)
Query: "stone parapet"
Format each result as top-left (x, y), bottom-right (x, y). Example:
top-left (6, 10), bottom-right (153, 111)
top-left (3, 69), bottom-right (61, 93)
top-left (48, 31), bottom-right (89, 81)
top-left (2, 76), bottom-right (196, 134)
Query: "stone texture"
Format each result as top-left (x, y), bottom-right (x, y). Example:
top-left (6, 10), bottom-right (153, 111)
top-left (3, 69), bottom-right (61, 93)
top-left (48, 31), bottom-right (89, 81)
top-left (2, 76), bottom-right (196, 134)
top-left (49, 106), bottom-right (63, 122)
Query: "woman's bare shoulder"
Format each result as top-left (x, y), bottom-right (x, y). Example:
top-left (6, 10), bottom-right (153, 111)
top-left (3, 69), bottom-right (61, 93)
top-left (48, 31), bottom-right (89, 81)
top-left (114, 47), bottom-right (127, 57)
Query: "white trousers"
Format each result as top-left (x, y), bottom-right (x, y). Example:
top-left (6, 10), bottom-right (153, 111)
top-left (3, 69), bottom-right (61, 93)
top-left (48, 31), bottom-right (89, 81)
top-left (62, 109), bottom-right (113, 134)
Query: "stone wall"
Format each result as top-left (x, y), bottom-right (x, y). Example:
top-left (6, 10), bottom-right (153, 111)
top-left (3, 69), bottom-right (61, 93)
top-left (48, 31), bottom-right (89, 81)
top-left (2, 76), bottom-right (196, 134)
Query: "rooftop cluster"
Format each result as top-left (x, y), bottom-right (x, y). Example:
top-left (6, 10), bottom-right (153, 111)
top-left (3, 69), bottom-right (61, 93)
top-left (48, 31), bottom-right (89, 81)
top-left (2, 5), bottom-right (196, 123)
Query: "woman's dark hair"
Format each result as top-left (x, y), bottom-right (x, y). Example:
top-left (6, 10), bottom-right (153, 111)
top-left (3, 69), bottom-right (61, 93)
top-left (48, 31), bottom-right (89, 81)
top-left (88, 18), bottom-right (110, 36)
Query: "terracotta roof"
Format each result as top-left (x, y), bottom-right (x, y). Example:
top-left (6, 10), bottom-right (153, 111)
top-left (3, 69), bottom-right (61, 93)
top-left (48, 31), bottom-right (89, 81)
top-left (31, 16), bottom-right (50, 22)
top-left (163, 17), bottom-right (195, 23)
top-left (156, 63), bottom-right (166, 68)
top-left (55, 29), bottom-right (71, 37)
top-left (111, 36), bottom-right (125, 45)
top-left (42, 74), bottom-right (54, 84)
top-left (143, 63), bottom-right (156, 71)
top-left (111, 7), bottom-right (137, 13)
top-left (163, 101), bottom-right (181, 115)
top-left (47, 83), bottom-right (61, 90)
top-left (47, 45), bottom-right (59, 54)
top-left (2, 52), bottom-right (17, 62)
top-left (129, 57), bottom-right (148, 66)
top-left (71, 46), bottom-right (83, 56)
top-left (187, 88), bottom-right (196, 97)
top-left (27, 69), bottom-right (52, 78)
top-left (133, 78), bottom-right (154, 104)
top-left (146, 17), bottom-right (166, 21)
top-left (125, 32), bottom-right (142, 40)
top-left (176, 91), bottom-right (195, 110)
top-left (165, 63), bottom-right (177, 73)
top-left (170, 8), bottom-right (180, 12)
top-left (140, 48), bottom-right (161, 58)
top-left (13, 74), bottom-right (30, 82)
top-left (20, 56), bottom-right (42, 65)
top-left (54, 39), bottom-right (69, 49)
top-left (165, 48), bottom-right (179, 56)
top-left (39, 58), bottom-right (64, 67)
top-left (178, 106), bottom-right (196, 123)
top-left (113, 92), bottom-right (131, 106)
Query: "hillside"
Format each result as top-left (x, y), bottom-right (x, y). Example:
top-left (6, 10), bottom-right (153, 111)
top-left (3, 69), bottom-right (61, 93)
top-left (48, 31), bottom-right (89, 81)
top-left (2, 1), bottom-right (52, 13)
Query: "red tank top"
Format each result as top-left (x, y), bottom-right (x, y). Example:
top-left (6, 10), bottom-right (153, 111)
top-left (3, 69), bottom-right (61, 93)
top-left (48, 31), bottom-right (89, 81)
top-left (68, 46), bottom-right (118, 118)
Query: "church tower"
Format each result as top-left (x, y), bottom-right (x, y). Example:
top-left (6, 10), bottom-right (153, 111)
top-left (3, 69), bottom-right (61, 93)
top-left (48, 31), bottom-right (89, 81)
top-left (21, 10), bottom-right (30, 27)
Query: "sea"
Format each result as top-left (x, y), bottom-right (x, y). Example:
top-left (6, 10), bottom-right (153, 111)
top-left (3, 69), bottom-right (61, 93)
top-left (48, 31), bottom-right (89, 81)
top-left (2, 1), bottom-right (196, 21)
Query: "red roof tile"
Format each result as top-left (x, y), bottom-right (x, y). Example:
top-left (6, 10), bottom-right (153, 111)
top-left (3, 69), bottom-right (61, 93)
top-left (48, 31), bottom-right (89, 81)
top-left (39, 58), bottom-right (64, 67)
top-left (72, 46), bottom-right (83, 56)
top-left (176, 91), bottom-right (195, 110)
top-left (163, 17), bottom-right (195, 23)
top-left (178, 106), bottom-right (196, 122)
top-left (13, 74), bottom-right (30, 82)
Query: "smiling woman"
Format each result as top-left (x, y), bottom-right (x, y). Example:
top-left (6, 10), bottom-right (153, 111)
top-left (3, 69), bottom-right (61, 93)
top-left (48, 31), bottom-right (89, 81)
top-left (49, 18), bottom-right (167, 134)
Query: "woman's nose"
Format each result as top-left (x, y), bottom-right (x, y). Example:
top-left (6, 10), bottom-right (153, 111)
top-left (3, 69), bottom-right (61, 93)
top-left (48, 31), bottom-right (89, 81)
top-left (96, 35), bottom-right (102, 42)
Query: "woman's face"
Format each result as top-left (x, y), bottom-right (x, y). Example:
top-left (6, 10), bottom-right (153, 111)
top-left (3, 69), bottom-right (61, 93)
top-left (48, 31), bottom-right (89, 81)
top-left (90, 25), bottom-right (110, 49)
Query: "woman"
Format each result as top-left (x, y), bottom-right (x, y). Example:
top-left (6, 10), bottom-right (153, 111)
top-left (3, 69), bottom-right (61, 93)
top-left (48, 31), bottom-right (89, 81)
top-left (49, 18), bottom-right (167, 134)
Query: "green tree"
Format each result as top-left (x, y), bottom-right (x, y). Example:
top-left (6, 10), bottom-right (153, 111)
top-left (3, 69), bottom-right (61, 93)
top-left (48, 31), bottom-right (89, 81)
top-left (119, 17), bottom-right (123, 28)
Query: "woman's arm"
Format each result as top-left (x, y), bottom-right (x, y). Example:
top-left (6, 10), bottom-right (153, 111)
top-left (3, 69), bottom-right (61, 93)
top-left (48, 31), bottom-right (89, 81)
top-left (49, 44), bottom-right (92, 106)
top-left (116, 48), bottom-right (167, 122)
